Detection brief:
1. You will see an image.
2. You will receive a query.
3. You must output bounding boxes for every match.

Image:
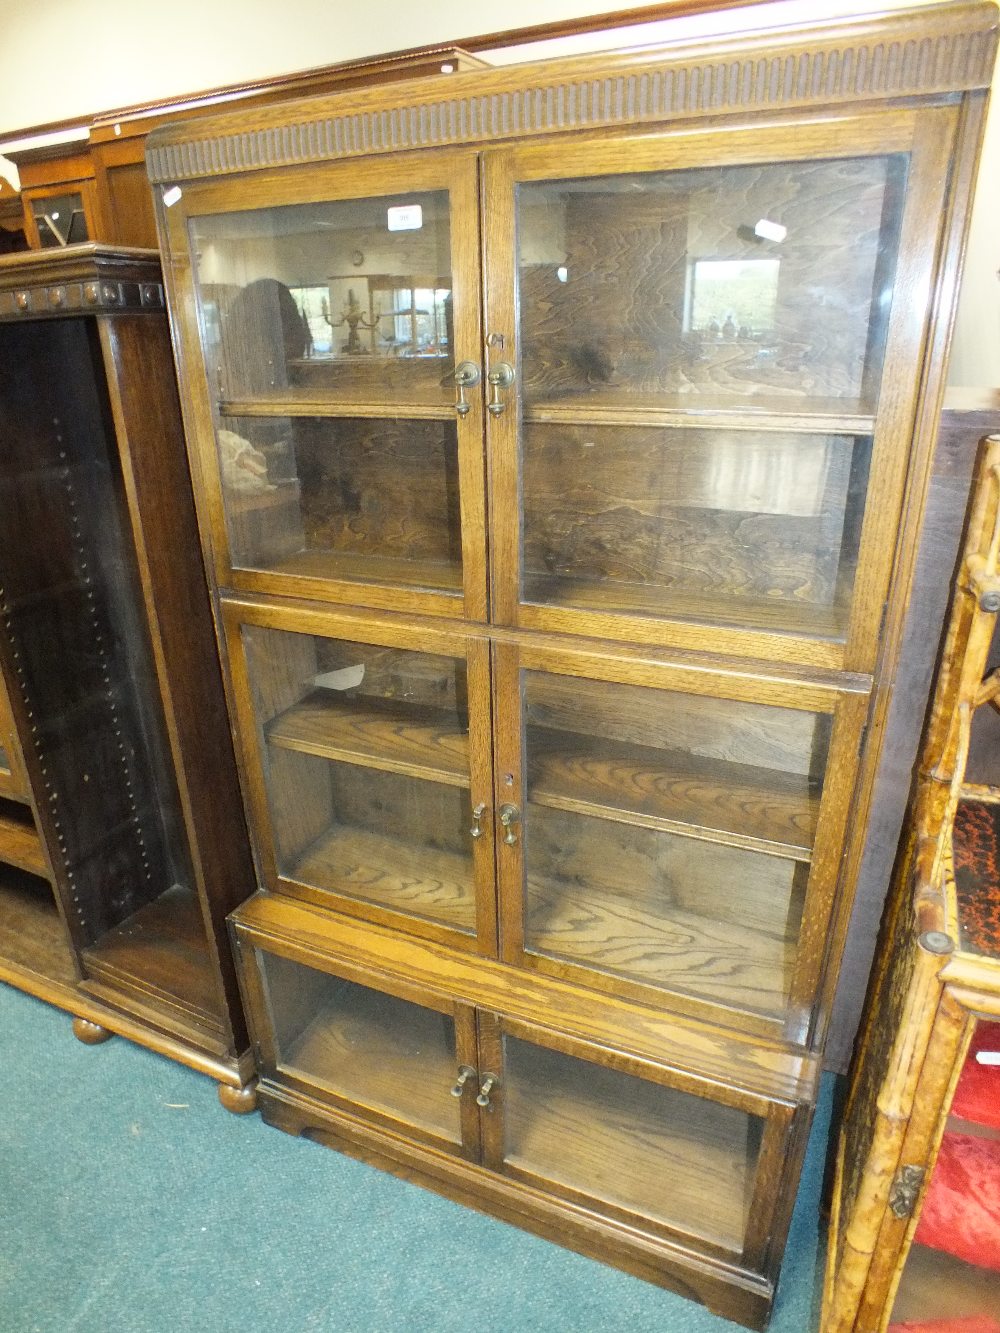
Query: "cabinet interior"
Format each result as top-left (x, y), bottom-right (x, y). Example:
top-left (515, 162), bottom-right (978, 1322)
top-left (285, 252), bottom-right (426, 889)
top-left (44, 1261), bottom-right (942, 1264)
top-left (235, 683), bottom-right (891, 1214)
top-left (0, 318), bottom-right (222, 1028)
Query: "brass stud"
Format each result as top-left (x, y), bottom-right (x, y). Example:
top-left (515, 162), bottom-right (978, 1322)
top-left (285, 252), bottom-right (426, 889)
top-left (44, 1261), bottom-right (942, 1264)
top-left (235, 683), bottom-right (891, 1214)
top-left (14, 291), bottom-right (29, 311)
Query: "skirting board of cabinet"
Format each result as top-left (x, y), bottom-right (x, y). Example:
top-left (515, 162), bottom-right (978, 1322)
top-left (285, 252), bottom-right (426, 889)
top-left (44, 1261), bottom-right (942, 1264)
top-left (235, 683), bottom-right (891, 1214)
top-left (257, 1077), bottom-right (802, 1330)
top-left (0, 965), bottom-right (256, 1096)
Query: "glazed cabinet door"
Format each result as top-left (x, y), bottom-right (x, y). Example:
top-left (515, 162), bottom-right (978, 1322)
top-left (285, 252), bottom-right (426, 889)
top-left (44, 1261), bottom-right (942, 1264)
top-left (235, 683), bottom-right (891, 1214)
top-left (483, 108), bottom-right (958, 670)
top-left (160, 150), bottom-right (488, 621)
top-left (239, 937), bottom-right (482, 1160)
top-left (222, 598), bottom-right (498, 954)
top-left (474, 1011), bottom-right (799, 1279)
top-left (492, 640), bottom-right (869, 1044)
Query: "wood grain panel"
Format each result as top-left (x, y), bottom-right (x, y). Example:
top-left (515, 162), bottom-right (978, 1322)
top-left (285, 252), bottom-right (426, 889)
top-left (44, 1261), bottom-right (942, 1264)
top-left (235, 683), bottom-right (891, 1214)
top-left (523, 424), bottom-right (865, 611)
top-left (289, 824), bottom-right (476, 933)
top-left (524, 805), bottom-right (803, 1015)
top-left (528, 727), bottom-right (817, 858)
top-left (502, 1034), bottom-right (760, 1252)
top-left (267, 689), bottom-right (470, 787)
top-left (263, 955), bottom-right (463, 1144)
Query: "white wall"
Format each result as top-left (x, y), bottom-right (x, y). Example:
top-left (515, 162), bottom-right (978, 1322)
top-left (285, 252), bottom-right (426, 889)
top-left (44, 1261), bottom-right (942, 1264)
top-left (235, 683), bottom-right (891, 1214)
top-left (0, 0), bottom-right (996, 384)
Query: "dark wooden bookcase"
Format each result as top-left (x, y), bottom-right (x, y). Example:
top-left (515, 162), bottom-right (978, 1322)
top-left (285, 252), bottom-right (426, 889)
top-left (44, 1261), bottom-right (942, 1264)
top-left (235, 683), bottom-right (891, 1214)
top-left (0, 245), bottom-right (257, 1109)
top-left (148, 3), bottom-right (999, 1324)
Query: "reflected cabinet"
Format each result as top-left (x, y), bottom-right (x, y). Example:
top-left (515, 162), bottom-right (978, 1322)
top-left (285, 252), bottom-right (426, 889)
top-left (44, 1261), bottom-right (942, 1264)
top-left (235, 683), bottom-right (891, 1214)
top-left (149, 5), bottom-right (998, 1326)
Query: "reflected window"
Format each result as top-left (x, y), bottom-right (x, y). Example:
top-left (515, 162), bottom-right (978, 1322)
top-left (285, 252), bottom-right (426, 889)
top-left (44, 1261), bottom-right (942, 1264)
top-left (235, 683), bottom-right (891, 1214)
top-left (290, 285), bottom-right (333, 356)
top-left (687, 257), bottom-right (781, 337)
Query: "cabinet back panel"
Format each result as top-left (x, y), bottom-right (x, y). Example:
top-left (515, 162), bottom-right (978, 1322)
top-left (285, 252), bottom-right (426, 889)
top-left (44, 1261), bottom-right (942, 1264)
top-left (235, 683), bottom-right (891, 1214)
top-left (0, 319), bottom-right (190, 944)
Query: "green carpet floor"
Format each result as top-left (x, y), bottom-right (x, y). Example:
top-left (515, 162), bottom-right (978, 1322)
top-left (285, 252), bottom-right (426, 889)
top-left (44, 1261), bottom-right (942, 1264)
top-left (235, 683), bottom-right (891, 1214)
top-left (0, 983), bottom-right (829, 1333)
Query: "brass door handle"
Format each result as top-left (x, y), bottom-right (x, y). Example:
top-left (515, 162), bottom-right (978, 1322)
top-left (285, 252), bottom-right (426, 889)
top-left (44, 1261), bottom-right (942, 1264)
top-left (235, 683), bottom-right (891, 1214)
top-left (453, 360), bottom-right (481, 416)
top-left (470, 801), bottom-right (487, 840)
top-left (451, 1065), bottom-right (476, 1098)
top-left (476, 1073), bottom-right (499, 1108)
top-left (499, 803), bottom-right (520, 846)
top-left (486, 362), bottom-right (515, 416)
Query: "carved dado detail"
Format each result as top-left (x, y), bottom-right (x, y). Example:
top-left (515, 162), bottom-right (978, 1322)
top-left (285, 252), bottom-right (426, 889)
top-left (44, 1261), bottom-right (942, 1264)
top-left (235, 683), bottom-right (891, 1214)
top-left (0, 279), bottom-right (164, 321)
top-left (146, 14), bottom-right (999, 183)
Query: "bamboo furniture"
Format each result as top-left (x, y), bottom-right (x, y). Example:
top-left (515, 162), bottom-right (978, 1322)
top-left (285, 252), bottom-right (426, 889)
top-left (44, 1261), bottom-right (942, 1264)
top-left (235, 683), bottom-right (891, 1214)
top-left (825, 435), bottom-right (1000, 1331)
top-left (0, 245), bottom-right (257, 1109)
top-left (147, 4), bottom-right (998, 1325)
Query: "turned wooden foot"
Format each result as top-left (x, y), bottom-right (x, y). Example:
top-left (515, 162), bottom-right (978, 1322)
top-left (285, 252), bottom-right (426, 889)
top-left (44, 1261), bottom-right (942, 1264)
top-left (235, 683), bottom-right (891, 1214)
top-left (218, 1080), bottom-right (257, 1115)
top-left (72, 1017), bottom-right (113, 1045)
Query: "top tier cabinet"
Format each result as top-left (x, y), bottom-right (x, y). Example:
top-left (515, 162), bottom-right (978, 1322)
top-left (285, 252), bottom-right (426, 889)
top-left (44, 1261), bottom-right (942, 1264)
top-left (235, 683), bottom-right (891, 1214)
top-left (147, 6), bottom-right (997, 1325)
top-left (151, 3), bottom-right (996, 676)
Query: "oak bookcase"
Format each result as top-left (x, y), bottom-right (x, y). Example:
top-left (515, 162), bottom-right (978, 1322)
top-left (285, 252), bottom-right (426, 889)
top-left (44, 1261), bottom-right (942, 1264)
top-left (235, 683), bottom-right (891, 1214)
top-left (147, 4), bottom-right (998, 1323)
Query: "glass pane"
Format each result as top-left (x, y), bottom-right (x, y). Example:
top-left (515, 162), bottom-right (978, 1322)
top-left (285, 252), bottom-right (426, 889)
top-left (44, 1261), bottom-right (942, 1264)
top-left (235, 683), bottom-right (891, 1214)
top-left (217, 412), bottom-right (461, 592)
top-left (191, 192), bottom-right (453, 408)
top-left (517, 156), bottom-right (907, 412)
top-left (888, 1018), bottom-right (1000, 1327)
top-left (243, 626), bottom-right (476, 934)
top-left (521, 671), bottom-right (831, 1016)
top-left (261, 950), bottom-right (462, 1143)
top-left (0, 744), bottom-right (9, 775)
top-left (31, 193), bottom-right (89, 248)
top-left (503, 1035), bottom-right (763, 1251)
top-left (522, 425), bottom-right (871, 639)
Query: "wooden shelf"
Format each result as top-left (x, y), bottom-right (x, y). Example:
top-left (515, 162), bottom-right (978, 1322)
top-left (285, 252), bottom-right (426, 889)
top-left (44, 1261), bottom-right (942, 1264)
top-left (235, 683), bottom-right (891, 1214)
top-left (525, 393), bottom-right (875, 435)
top-left (246, 548), bottom-right (463, 594)
top-left (82, 884), bottom-right (224, 1030)
top-left (267, 690), bottom-right (470, 788)
top-left (0, 804), bottom-right (49, 879)
top-left (523, 571), bottom-right (849, 641)
top-left (505, 1036), bottom-right (756, 1252)
top-left (281, 976), bottom-right (461, 1142)
top-left (219, 393), bottom-right (455, 421)
top-left (526, 868), bottom-right (796, 1016)
top-left (288, 823), bottom-right (476, 933)
top-left (0, 863), bottom-right (76, 986)
top-left (528, 727), bottom-right (818, 860)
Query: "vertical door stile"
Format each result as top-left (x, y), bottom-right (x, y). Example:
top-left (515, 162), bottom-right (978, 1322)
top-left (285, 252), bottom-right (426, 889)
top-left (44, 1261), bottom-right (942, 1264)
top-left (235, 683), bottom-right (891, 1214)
top-left (451, 155), bottom-right (490, 625)
top-left (475, 1007), bottom-right (507, 1172)
top-left (467, 635), bottom-right (500, 957)
top-left (479, 151), bottom-right (521, 627)
top-left (491, 641), bottom-right (527, 965)
top-left (454, 999), bottom-right (486, 1162)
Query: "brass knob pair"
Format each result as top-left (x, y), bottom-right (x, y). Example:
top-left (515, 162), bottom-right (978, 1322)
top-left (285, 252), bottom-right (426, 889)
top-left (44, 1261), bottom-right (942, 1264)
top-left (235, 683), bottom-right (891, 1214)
top-left (469, 802), bottom-right (520, 845)
top-left (450, 1066), bottom-right (499, 1109)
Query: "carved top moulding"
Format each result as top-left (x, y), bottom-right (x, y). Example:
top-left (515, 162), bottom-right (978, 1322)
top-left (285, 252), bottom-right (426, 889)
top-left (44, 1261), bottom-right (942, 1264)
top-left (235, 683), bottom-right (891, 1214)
top-left (0, 244), bottom-right (164, 320)
top-left (145, 1), bottom-right (999, 185)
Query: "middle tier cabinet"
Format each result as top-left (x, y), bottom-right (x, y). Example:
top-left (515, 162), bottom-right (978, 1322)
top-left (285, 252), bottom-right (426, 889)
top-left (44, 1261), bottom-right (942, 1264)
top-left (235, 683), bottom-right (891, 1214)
top-left (148, 5), bottom-right (998, 1326)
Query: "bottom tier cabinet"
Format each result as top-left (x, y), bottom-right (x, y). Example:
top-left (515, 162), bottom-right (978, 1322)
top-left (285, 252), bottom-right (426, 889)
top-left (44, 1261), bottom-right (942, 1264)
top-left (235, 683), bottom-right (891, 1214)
top-left (232, 911), bottom-right (811, 1329)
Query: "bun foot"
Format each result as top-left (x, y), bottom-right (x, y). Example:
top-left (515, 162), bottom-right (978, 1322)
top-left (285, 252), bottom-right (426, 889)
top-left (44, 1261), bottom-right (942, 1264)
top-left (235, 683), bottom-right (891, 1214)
top-left (72, 1017), bottom-right (113, 1045)
top-left (218, 1080), bottom-right (257, 1115)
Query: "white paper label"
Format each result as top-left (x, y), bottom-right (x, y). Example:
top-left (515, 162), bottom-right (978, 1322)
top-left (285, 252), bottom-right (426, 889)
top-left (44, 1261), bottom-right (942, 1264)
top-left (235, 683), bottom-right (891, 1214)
top-left (754, 218), bottom-right (787, 243)
top-left (162, 185), bottom-right (183, 208)
top-left (387, 204), bottom-right (423, 232)
top-left (314, 665), bottom-right (366, 691)
top-left (976, 1051), bottom-right (1000, 1065)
